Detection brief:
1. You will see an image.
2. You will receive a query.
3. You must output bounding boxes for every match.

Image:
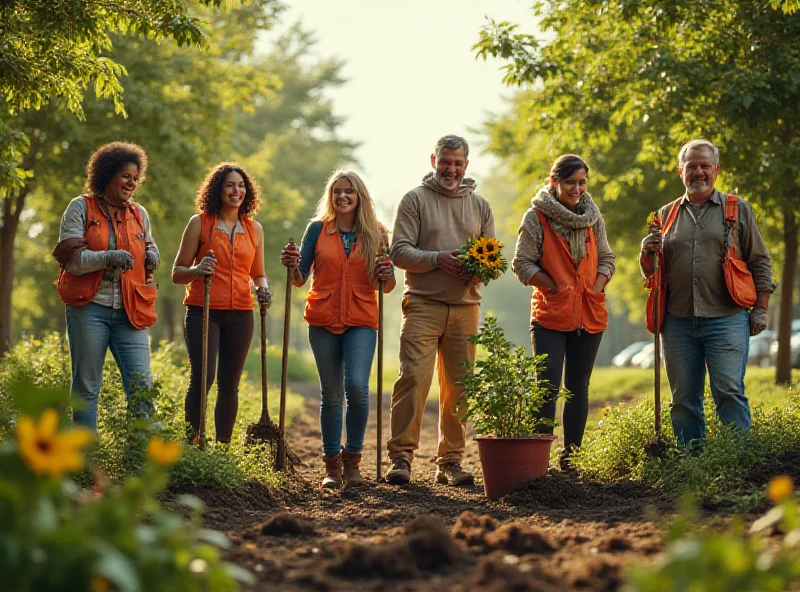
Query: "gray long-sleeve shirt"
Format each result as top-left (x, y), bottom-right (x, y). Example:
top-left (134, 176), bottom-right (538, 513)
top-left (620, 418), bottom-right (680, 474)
top-left (653, 190), bottom-right (774, 318)
top-left (512, 209), bottom-right (616, 287)
top-left (58, 196), bottom-right (159, 308)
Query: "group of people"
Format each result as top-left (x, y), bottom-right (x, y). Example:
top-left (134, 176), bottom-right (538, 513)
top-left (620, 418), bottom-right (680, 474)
top-left (54, 134), bottom-right (773, 489)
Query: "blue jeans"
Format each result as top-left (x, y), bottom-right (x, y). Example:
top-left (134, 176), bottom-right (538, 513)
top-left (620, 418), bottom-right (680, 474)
top-left (66, 303), bottom-right (153, 431)
top-left (308, 325), bottom-right (376, 456)
top-left (662, 310), bottom-right (750, 445)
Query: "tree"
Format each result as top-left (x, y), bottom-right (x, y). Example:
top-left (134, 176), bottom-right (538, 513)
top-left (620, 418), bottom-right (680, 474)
top-left (475, 0), bottom-right (800, 383)
top-left (7, 22), bottom-right (358, 348)
top-left (0, 0), bottom-right (283, 353)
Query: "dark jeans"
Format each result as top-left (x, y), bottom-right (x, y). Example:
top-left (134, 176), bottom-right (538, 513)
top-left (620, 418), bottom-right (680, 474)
top-left (184, 306), bottom-right (253, 443)
top-left (662, 310), bottom-right (750, 446)
top-left (531, 325), bottom-right (603, 452)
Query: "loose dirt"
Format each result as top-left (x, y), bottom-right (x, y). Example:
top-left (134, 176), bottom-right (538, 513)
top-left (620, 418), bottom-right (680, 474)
top-left (202, 382), bottom-right (670, 591)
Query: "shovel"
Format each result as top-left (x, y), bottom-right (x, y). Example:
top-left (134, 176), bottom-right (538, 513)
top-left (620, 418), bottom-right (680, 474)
top-left (244, 299), bottom-right (281, 449)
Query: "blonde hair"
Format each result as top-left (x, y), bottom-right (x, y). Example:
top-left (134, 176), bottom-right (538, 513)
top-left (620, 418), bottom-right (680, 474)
top-left (314, 170), bottom-right (387, 277)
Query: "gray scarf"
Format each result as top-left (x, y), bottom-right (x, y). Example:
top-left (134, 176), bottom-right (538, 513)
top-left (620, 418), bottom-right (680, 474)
top-left (531, 186), bottom-right (601, 265)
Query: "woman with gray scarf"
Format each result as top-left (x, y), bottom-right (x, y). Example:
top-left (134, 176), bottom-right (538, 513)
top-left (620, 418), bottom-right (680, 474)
top-left (512, 154), bottom-right (615, 470)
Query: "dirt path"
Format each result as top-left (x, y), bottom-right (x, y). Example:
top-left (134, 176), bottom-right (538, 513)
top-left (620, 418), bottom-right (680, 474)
top-left (211, 382), bottom-right (669, 591)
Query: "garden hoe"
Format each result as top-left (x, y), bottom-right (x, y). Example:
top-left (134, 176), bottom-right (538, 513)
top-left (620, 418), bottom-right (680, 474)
top-left (644, 255), bottom-right (669, 459)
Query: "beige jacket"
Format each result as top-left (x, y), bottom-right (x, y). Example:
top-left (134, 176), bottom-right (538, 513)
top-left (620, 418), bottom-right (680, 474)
top-left (390, 174), bottom-right (495, 305)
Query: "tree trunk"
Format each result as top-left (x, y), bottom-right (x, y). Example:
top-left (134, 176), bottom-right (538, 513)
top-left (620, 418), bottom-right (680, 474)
top-left (162, 296), bottom-right (177, 343)
top-left (776, 210), bottom-right (799, 384)
top-left (0, 190), bottom-right (26, 357)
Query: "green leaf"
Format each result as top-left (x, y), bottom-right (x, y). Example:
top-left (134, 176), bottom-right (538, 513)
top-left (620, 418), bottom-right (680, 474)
top-left (95, 545), bottom-right (141, 592)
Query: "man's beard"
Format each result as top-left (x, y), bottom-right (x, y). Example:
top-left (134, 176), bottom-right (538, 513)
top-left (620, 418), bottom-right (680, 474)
top-left (435, 172), bottom-right (460, 191)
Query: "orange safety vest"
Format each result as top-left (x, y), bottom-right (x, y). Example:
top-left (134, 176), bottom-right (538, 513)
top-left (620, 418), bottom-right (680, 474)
top-left (304, 220), bottom-right (379, 334)
top-left (56, 194), bottom-right (157, 329)
top-left (529, 210), bottom-right (608, 333)
top-left (184, 214), bottom-right (258, 310)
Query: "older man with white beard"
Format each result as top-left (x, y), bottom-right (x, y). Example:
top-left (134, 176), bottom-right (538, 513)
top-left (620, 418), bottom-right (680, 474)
top-left (640, 139), bottom-right (774, 448)
top-left (384, 134), bottom-right (496, 487)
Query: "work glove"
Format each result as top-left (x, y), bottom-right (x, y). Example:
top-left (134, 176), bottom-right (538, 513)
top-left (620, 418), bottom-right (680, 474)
top-left (106, 250), bottom-right (134, 271)
top-left (374, 255), bottom-right (394, 281)
top-left (750, 306), bottom-right (768, 336)
top-left (191, 252), bottom-right (216, 278)
top-left (256, 286), bottom-right (273, 308)
top-left (280, 242), bottom-right (300, 268)
top-left (640, 232), bottom-right (662, 255)
top-left (144, 249), bottom-right (159, 272)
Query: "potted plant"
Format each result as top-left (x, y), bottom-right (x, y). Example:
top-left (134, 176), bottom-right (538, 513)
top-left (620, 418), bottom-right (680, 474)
top-left (460, 314), bottom-right (564, 500)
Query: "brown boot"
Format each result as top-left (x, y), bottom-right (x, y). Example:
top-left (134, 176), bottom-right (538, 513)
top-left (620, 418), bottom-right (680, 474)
top-left (341, 451), bottom-right (363, 488)
top-left (321, 453), bottom-right (342, 489)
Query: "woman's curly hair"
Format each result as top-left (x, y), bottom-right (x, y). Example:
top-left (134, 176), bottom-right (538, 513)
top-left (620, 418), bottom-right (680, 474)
top-left (84, 142), bottom-right (148, 195)
top-left (194, 163), bottom-right (260, 218)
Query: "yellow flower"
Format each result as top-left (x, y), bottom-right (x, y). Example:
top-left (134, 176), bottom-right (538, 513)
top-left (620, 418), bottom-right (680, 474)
top-left (484, 252), bottom-right (504, 270)
top-left (17, 409), bottom-right (93, 478)
top-left (147, 437), bottom-right (182, 467)
top-left (89, 576), bottom-right (110, 592)
top-left (768, 475), bottom-right (793, 502)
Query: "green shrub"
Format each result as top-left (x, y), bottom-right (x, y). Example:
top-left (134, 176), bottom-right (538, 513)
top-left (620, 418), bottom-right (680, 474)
top-left (626, 480), bottom-right (800, 591)
top-left (460, 315), bottom-right (561, 437)
top-left (0, 334), bottom-right (290, 490)
top-left (1, 388), bottom-right (253, 591)
top-left (574, 389), bottom-right (800, 509)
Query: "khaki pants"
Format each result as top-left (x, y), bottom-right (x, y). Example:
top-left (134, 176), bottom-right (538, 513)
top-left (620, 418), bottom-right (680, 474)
top-left (386, 295), bottom-right (479, 465)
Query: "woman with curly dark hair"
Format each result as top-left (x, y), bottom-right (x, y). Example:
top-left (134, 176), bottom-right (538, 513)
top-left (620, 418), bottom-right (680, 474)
top-left (172, 163), bottom-right (272, 444)
top-left (52, 141), bottom-right (160, 430)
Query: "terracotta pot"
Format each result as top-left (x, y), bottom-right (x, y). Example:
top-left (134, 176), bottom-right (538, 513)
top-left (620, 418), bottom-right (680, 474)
top-left (475, 435), bottom-right (558, 500)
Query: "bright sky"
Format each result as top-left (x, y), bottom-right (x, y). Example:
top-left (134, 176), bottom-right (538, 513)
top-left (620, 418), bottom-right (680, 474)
top-left (262, 0), bottom-right (540, 222)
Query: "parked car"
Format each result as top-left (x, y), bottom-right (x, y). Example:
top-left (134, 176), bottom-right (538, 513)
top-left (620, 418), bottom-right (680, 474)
top-left (748, 330), bottom-right (775, 366)
top-left (631, 343), bottom-right (656, 369)
top-left (770, 332), bottom-right (800, 368)
top-left (611, 341), bottom-right (651, 367)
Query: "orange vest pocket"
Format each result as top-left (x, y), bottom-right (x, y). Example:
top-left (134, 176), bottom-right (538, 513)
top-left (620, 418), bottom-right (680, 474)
top-left (533, 287), bottom-right (575, 331)
top-left (582, 288), bottom-right (608, 332)
top-left (124, 281), bottom-right (158, 329)
top-left (304, 289), bottom-right (336, 327)
top-left (345, 288), bottom-right (379, 329)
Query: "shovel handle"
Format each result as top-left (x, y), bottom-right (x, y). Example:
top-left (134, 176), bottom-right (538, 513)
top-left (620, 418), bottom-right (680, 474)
top-left (653, 256), bottom-right (661, 436)
top-left (277, 242), bottom-right (295, 470)
top-left (198, 274), bottom-right (212, 450)
top-left (260, 302), bottom-right (269, 424)
top-left (377, 280), bottom-right (385, 482)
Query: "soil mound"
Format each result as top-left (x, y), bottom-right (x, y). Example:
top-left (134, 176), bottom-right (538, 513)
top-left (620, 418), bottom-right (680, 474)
top-left (325, 515), bottom-right (465, 579)
top-left (471, 558), bottom-right (557, 592)
top-left (747, 450), bottom-right (800, 487)
top-left (453, 512), bottom-right (557, 555)
top-left (503, 471), bottom-right (665, 517)
top-left (255, 512), bottom-right (316, 536)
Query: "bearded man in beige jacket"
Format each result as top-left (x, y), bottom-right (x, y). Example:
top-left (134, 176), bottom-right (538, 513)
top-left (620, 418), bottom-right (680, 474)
top-left (385, 135), bottom-right (495, 487)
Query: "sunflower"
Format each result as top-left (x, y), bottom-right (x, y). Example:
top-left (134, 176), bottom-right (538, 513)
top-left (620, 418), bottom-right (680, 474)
top-left (767, 475), bottom-right (793, 502)
top-left (16, 409), bottom-right (93, 478)
top-left (468, 241), bottom-right (486, 259)
top-left (484, 252), bottom-right (504, 270)
top-left (147, 437), bottom-right (182, 467)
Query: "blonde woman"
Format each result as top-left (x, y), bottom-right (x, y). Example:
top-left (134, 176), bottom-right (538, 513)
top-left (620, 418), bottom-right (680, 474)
top-left (280, 170), bottom-right (396, 488)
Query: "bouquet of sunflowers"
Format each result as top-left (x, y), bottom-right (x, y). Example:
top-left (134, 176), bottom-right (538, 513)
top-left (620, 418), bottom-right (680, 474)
top-left (458, 235), bottom-right (507, 285)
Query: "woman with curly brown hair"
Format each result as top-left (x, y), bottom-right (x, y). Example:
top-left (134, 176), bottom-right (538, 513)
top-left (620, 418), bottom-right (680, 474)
top-left (172, 163), bottom-right (272, 444)
top-left (53, 142), bottom-right (159, 430)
